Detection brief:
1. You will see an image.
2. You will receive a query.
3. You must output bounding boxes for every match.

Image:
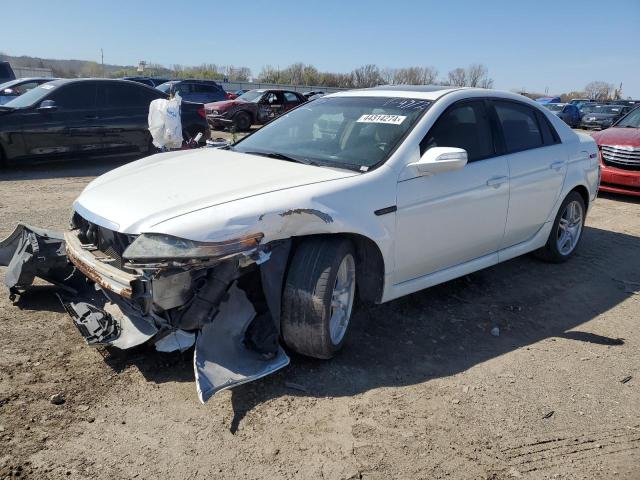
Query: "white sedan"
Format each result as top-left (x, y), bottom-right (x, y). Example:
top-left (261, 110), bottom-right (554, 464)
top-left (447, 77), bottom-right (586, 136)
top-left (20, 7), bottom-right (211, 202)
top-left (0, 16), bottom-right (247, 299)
top-left (2, 85), bottom-right (600, 401)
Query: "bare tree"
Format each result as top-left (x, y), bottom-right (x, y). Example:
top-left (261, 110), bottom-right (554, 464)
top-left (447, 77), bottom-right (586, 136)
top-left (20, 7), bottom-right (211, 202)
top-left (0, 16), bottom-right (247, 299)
top-left (447, 68), bottom-right (467, 87)
top-left (466, 64), bottom-right (490, 87)
top-left (584, 81), bottom-right (614, 101)
top-left (393, 66), bottom-right (439, 85)
top-left (351, 64), bottom-right (382, 88)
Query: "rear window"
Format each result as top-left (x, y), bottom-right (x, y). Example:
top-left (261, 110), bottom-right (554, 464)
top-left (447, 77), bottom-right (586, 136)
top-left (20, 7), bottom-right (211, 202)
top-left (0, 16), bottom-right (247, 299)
top-left (493, 101), bottom-right (544, 153)
top-left (98, 83), bottom-right (156, 108)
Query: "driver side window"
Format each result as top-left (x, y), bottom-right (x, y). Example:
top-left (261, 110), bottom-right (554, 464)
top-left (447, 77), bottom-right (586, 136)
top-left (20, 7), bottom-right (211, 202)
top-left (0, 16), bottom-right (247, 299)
top-left (420, 100), bottom-right (495, 162)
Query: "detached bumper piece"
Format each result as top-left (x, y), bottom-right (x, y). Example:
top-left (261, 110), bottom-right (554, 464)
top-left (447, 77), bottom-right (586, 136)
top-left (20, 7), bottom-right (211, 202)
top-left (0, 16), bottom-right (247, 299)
top-left (195, 283), bottom-right (289, 403)
top-left (0, 223), bottom-right (82, 299)
top-left (61, 298), bottom-right (158, 349)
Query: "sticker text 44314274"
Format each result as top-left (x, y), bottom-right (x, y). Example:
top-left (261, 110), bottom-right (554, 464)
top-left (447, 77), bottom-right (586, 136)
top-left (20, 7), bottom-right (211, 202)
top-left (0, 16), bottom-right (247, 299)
top-left (357, 114), bottom-right (407, 125)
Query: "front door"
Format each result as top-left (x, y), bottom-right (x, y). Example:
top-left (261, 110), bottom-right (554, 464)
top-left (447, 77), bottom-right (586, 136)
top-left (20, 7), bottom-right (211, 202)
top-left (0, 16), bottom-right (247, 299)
top-left (394, 100), bottom-right (510, 283)
top-left (21, 82), bottom-right (101, 160)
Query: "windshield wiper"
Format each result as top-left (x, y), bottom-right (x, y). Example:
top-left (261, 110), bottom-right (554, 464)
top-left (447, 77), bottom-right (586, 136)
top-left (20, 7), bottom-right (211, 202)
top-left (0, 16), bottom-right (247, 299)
top-left (244, 150), bottom-right (311, 165)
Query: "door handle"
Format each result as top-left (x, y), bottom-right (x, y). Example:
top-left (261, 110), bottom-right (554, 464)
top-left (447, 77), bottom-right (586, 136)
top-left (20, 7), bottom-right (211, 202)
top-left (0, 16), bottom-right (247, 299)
top-left (550, 161), bottom-right (565, 171)
top-left (486, 176), bottom-right (508, 188)
top-left (85, 115), bottom-right (98, 120)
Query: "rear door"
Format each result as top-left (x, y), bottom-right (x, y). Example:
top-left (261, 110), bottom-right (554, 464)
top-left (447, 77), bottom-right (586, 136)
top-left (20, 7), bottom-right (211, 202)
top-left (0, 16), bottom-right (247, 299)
top-left (96, 82), bottom-right (160, 155)
top-left (283, 91), bottom-right (303, 112)
top-left (490, 100), bottom-right (567, 248)
top-left (21, 82), bottom-right (100, 159)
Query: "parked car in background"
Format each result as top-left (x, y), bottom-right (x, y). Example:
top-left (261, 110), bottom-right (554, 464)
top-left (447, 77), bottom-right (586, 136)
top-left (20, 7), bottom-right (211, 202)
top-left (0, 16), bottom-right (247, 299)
top-left (569, 98), bottom-right (593, 110)
top-left (205, 89), bottom-right (307, 131)
top-left (578, 102), bottom-right (598, 118)
top-left (545, 103), bottom-right (581, 128)
top-left (0, 79), bottom-right (208, 166)
top-left (156, 79), bottom-right (226, 104)
top-left (592, 106), bottom-right (640, 197)
top-left (581, 104), bottom-right (631, 130)
top-left (225, 89), bottom-right (249, 100)
top-left (0, 78), bottom-right (57, 105)
top-left (124, 76), bottom-right (174, 88)
top-left (536, 96), bottom-right (561, 104)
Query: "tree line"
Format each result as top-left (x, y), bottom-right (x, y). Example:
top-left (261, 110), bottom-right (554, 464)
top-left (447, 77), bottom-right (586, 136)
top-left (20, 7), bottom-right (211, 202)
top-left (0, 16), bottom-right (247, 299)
top-left (255, 63), bottom-right (494, 88)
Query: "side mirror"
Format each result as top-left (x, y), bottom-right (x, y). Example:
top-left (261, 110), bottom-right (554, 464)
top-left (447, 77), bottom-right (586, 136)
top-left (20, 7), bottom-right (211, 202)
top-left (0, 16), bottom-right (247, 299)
top-left (409, 147), bottom-right (468, 175)
top-left (38, 100), bottom-right (57, 113)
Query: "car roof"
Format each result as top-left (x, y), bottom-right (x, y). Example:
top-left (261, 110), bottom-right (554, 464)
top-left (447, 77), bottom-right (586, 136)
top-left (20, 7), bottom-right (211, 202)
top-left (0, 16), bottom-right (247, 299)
top-left (1, 77), bottom-right (56, 87)
top-left (329, 84), bottom-right (460, 100)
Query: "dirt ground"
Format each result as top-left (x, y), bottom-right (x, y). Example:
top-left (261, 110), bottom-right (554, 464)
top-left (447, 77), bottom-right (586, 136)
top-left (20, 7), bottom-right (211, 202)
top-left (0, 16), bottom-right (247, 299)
top-left (0, 153), bottom-right (638, 480)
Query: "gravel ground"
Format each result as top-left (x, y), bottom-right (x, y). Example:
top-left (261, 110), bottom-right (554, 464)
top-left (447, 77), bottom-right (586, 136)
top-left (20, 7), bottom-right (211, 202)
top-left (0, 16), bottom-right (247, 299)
top-left (0, 152), bottom-right (638, 479)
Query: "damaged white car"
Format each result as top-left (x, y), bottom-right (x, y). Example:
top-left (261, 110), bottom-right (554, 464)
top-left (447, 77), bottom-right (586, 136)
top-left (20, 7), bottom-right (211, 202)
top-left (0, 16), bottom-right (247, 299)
top-left (0, 86), bottom-right (600, 402)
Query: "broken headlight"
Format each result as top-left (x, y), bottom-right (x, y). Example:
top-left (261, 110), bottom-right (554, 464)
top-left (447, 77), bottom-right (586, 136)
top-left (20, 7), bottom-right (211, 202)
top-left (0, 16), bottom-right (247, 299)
top-left (123, 232), bottom-right (263, 267)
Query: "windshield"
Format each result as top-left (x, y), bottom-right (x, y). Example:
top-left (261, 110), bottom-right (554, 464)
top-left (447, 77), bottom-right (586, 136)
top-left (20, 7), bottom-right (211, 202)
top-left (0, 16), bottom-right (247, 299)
top-left (237, 90), bottom-right (264, 103)
top-left (615, 108), bottom-right (640, 128)
top-left (545, 104), bottom-right (564, 112)
top-left (4, 83), bottom-right (57, 108)
top-left (599, 106), bottom-right (623, 114)
top-left (233, 96), bottom-right (431, 171)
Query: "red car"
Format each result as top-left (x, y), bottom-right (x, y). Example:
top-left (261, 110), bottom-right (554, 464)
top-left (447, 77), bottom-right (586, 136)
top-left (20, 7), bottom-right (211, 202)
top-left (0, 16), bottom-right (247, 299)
top-left (592, 106), bottom-right (640, 197)
top-left (205, 89), bottom-right (306, 131)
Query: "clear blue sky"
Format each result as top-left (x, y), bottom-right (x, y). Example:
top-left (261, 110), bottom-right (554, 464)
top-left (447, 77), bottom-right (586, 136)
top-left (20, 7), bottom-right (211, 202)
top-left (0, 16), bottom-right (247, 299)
top-left (2, 0), bottom-right (639, 97)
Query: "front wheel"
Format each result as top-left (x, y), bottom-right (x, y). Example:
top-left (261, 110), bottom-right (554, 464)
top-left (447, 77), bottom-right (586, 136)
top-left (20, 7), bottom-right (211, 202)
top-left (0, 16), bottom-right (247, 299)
top-left (232, 112), bottom-right (252, 132)
top-left (281, 237), bottom-right (356, 359)
top-left (535, 191), bottom-right (586, 263)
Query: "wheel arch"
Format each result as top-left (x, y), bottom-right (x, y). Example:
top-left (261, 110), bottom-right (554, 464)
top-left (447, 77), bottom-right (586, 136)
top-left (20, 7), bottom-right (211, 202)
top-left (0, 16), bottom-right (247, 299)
top-left (289, 232), bottom-right (385, 304)
top-left (570, 184), bottom-right (590, 210)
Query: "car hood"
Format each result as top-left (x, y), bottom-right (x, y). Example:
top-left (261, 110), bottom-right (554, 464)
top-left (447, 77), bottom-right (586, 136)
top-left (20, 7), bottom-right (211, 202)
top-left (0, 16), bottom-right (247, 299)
top-left (205, 99), bottom-right (244, 110)
top-left (74, 149), bottom-right (358, 234)
top-left (592, 127), bottom-right (640, 146)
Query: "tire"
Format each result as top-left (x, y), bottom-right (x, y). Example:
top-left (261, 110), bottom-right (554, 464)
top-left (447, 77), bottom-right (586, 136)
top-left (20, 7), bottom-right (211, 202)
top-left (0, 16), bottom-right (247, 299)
top-left (534, 191), bottom-right (586, 263)
top-left (232, 111), bottom-right (252, 132)
top-left (281, 237), bottom-right (357, 359)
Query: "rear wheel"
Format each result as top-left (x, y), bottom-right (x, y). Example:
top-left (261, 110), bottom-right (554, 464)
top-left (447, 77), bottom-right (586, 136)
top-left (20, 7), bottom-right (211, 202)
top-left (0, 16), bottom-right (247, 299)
top-left (535, 191), bottom-right (585, 263)
top-left (233, 111), bottom-right (252, 132)
top-left (281, 237), bottom-right (356, 359)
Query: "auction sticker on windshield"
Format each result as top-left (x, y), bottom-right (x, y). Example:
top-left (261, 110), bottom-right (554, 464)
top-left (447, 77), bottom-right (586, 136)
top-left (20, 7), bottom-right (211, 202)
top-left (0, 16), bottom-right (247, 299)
top-left (357, 114), bottom-right (407, 125)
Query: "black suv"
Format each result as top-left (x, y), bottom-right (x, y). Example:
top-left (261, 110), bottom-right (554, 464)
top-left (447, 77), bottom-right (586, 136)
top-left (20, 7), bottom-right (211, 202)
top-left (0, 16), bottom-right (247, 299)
top-left (0, 78), bottom-right (209, 165)
top-left (156, 79), bottom-right (227, 104)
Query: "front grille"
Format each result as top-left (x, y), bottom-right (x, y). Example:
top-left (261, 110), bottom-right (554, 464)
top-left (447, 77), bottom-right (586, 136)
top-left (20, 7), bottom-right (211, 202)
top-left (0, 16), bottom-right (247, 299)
top-left (601, 145), bottom-right (640, 170)
top-left (72, 212), bottom-right (135, 271)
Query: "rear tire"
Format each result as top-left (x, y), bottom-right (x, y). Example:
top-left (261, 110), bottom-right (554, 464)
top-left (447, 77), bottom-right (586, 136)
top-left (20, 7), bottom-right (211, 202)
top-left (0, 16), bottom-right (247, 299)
top-left (281, 237), bottom-right (356, 359)
top-left (534, 191), bottom-right (586, 263)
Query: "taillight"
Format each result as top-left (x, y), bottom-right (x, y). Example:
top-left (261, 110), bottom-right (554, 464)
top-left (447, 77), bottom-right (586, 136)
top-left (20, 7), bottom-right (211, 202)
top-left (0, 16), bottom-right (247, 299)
top-left (197, 107), bottom-right (206, 119)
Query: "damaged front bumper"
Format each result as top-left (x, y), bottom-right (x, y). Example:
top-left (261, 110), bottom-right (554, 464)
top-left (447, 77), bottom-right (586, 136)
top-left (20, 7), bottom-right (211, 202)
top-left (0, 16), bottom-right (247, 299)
top-left (1, 223), bottom-right (291, 402)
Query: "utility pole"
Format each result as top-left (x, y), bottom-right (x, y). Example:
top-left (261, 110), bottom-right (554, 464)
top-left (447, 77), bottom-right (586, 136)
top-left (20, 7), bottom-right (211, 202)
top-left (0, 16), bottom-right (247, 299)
top-left (101, 48), bottom-right (104, 77)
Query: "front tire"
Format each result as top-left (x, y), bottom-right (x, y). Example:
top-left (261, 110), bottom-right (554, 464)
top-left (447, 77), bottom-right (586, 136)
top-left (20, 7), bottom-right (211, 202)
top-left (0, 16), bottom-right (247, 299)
top-left (535, 191), bottom-right (586, 263)
top-left (281, 237), bottom-right (356, 359)
top-left (232, 111), bottom-right (252, 132)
